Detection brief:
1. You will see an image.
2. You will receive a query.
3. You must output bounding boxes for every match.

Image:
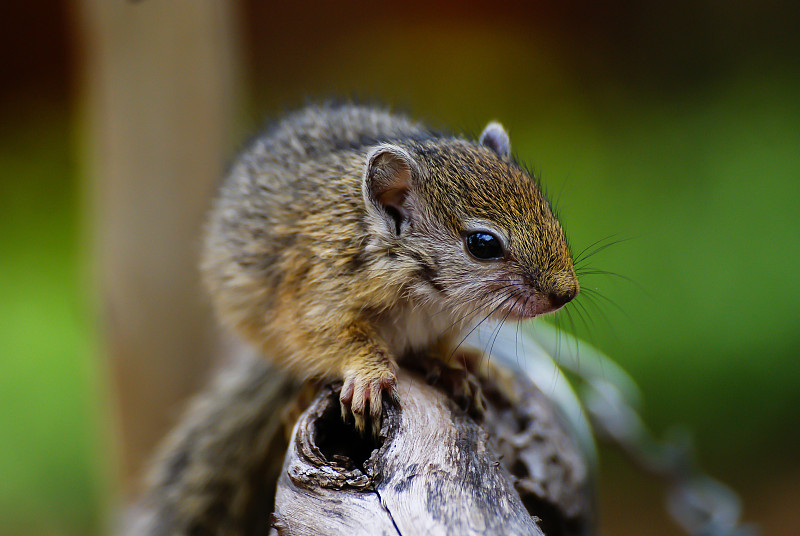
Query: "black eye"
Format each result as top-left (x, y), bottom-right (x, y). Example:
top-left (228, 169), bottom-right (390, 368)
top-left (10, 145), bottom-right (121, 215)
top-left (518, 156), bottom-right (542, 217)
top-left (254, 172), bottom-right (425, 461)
top-left (465, 232), bottom-right (504, 260)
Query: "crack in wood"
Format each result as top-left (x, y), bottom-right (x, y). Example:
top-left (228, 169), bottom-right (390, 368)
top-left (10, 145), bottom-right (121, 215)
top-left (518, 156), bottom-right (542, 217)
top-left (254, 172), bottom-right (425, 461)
top-left (374, 488), bottom-right (403, 536)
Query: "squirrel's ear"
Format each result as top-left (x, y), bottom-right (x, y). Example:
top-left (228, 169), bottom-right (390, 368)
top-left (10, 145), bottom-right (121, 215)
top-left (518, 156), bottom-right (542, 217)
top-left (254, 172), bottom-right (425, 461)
top-left (364, 144), bottom-right (417, 236)
top-left (479, 121), bottom-right (511, 159)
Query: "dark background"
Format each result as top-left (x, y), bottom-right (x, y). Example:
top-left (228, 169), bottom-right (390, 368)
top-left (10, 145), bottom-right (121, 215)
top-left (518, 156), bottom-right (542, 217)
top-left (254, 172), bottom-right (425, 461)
top-left (1, 1), bottom-right (798, 534)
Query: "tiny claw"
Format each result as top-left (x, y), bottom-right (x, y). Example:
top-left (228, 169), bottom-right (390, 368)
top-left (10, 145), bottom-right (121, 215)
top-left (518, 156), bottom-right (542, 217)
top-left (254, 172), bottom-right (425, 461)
top-left (341, 367), bottom-right (397, 436)
top-left (369, 382), bottom-right (383, 419)
top-left (463, 376), bottom-right (486, 420)
top-left (353, 412), bottom-right (367, 433)
top-left (340, 377), bottom-right (355, 422)
top-left (369, 377), bottom-right (398, 436)
top-left (351, 382), bottom-right (368, 432)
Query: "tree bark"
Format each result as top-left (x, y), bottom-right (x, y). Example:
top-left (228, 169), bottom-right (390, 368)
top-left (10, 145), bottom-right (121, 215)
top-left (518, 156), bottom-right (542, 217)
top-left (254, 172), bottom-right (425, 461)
top-left (126, 349), bottom-right (594, 535)
top-left (272, 366), bottom-right (593, 536)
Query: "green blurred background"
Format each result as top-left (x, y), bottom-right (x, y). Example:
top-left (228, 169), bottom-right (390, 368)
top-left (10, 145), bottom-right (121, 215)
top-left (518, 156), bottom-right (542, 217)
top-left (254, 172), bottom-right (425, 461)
top-left (2, 1), bottom-right (798, 534)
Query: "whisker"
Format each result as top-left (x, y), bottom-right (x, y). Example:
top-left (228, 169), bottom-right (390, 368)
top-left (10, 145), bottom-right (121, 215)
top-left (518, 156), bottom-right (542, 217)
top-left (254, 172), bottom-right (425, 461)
top-left (577, 294), bottom-right (622, 349)
top-left (434, 286), bottom-right (520, 339)
top-left (514, 297), bottom-right (528, 370)
top-left (552, 309), bottom-right (563, 365)
top-left (580, 287), bottom-right (630, 319)
top-left (564, 306), bottom-right (581, 361)
top-left (487, 292), bottom-right (519, 361)
top-left (575, 267), bottom-right (651, 298)
top-left (569, 299), bottom-right (598, 344)
top-left (548, 314), bottom-right (564, 392)
top-left (427, 283), bottom-right (520, 320)
top-left (447, 293), bottom-right (517, 363)
top-left (574, 237), bottom-right (633, 267)
top-left (438, 287), bottom-right (519, 341)
top-left (573, 234), bottom-right (619, 265)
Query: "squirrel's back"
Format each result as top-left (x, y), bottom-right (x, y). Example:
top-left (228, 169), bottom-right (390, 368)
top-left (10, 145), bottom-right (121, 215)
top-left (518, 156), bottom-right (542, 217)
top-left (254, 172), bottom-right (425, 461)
top-left (247, 103), bottom-right (434, 171)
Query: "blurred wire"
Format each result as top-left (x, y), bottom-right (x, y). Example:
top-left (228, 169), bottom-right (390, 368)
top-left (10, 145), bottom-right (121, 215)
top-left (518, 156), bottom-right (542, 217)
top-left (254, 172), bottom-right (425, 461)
top-left (472, 321), bottom-right (758, 536)
top-left (584, 376), bottom-right (759, 536)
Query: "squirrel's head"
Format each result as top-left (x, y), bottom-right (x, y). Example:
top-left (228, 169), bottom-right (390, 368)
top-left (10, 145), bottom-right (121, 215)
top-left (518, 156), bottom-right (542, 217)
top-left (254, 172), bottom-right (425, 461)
top-left (362, 121), bottom-right (578, 322)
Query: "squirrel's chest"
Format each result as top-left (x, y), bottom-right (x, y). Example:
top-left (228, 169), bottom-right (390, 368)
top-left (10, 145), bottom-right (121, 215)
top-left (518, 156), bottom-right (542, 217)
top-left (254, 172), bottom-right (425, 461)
top-left (377, 301), bottom-right (458, 357)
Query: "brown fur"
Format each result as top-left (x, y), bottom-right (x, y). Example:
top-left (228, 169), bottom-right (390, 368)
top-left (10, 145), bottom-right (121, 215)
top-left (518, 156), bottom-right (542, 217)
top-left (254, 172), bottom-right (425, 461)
top-left (201, 103), bottom-right (578, 430)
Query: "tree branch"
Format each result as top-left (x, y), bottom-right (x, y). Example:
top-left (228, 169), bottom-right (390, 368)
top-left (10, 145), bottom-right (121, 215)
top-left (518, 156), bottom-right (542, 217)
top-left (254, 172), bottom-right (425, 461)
top-left (272, 366), bottom-right (593, 535)
top-left (125, 352), bottom-right (594, 535)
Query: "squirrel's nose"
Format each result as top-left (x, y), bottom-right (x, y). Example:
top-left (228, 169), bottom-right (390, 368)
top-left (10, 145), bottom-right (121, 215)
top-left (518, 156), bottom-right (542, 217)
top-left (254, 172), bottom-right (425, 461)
top-left (547, 281), bottom-right (579, 309)
top-left (548, 290), bottom-right (573, 309)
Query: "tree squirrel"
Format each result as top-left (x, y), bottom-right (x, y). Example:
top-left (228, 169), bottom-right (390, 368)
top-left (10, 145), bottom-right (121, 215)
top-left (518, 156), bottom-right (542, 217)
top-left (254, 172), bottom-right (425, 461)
top-left (201, 102), bottom-right (578, 432)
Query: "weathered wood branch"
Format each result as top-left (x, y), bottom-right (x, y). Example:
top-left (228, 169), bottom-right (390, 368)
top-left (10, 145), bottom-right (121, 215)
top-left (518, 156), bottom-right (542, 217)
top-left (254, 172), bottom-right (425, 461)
top-left (125, 350), bottom-right (594, 535)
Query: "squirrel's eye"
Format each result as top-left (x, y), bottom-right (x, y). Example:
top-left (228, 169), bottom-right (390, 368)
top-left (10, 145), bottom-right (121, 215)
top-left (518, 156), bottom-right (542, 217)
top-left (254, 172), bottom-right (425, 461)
top-left (466, 232), bottom-right (504, 260)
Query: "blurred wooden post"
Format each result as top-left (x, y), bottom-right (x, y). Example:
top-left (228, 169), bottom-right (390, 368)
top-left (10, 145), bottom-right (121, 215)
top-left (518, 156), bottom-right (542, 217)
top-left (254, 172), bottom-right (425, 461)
top-left (74, 0), bottom-right (243, 498)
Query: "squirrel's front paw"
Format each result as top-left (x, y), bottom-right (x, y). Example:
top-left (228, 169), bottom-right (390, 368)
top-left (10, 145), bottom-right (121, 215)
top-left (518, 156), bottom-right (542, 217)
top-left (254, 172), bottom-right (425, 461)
top-left (340, 365), bottom-right (398, 435)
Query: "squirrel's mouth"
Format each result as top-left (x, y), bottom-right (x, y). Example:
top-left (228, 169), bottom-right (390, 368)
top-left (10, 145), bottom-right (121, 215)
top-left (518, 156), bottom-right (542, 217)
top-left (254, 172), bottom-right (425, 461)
top-left (491, 292), bottom-right (563, 321)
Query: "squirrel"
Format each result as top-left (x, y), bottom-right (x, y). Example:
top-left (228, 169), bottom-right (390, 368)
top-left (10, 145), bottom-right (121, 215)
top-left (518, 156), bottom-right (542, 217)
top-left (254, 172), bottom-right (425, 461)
top-left (201, 102), bottom-right (578, 432)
